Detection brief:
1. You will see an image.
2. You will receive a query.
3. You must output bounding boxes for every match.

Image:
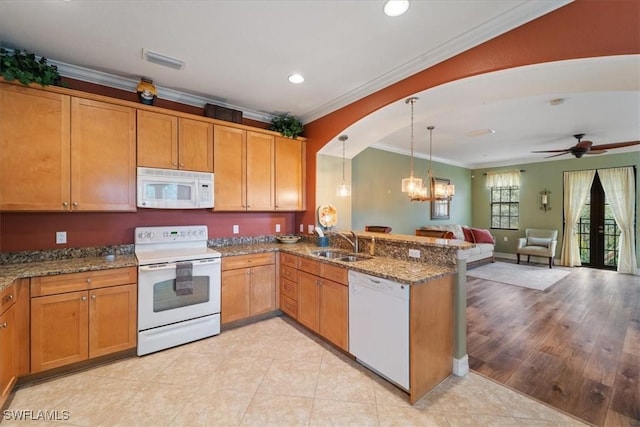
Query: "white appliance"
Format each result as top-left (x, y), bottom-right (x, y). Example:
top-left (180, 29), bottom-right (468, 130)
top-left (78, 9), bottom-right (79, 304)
top-left (137, 167), bottom-right (214, 209)
top-left (348, 270), bottom-right (410, 390)
top-left (135, 225), bottom-right (221, 356)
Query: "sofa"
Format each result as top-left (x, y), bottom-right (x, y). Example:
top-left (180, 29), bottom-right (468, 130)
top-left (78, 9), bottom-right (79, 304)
top-left (416, 224), bottom-right (495, 265)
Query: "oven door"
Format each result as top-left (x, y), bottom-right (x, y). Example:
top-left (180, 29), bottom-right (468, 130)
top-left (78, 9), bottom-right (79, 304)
top-left (138, 258), bottom-right (221, 331)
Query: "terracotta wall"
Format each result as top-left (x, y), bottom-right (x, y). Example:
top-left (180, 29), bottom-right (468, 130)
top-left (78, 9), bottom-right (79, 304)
top-left (0, 211), bottom-right (296, 252)
top-left (296, 0), bottom-right (640, 228)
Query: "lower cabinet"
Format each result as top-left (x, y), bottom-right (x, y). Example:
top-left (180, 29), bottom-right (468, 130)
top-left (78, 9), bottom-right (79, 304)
top-left (221, 253), bottom-right (276, 324)
top-left (0, 281), bottom-right (18, 408)
top-left (286, 255), bottom-right (348, 351)
top-left (30, 267), bottom-right (137, 373)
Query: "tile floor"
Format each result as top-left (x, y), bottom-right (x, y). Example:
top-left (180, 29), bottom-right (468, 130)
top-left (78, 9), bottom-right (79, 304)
top-left (4, 316), bottom-right (586, 426)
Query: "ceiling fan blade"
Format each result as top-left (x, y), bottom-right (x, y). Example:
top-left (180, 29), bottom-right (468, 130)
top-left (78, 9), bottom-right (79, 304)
top-left (532, 149), bottom-right (571, 153)
top-left (590, 140), bottom-right (640, 150)
top-left (584, 150), bottom-right (607, 155)
top-left (545, 152), bottom-right (571, 158)
top-left (576, 140), bottom-right (593, 149)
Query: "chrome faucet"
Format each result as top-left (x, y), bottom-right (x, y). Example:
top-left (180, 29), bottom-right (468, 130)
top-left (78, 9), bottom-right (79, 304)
top-left (335, 231), bottom-right (359, 253)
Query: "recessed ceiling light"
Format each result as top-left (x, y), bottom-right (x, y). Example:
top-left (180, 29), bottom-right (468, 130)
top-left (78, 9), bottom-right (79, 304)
top-left (384, 0), bottom-right (409, 17)
top-left (466, 128), bottom-right (496, 137)
top-left (288, 73), bottom-right (304, 84)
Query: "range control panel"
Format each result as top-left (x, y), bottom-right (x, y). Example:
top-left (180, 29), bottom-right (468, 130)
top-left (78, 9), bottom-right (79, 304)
top-left (134, 225), bottom-right (208, 244)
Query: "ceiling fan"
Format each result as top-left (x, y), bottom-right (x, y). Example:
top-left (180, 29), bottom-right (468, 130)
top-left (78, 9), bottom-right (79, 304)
top-left (532, 134), bottom-right (640, 159)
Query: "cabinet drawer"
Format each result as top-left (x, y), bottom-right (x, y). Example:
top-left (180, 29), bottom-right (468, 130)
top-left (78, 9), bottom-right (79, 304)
top-left (280, 265), bottom-right (298, 282)
top-left (298, 257), bottom-right (320, 276)
top-left (280, 294), bottom-right (297, 319)
top-left (321, 263), bottom-right (348, 286)
top-left (280, 253), bottom-right (299, 268)
top-left (0, 282), bottom-right (16, 315)
top-left (31, 267), bottom-right (137, 297)
top-left (222, 252), bottom-right (275, 271)
top-left (280, 277), bottom-right (297, 300)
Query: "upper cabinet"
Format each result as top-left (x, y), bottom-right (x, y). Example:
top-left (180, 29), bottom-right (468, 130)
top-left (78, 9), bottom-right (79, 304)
top-left (214, 126), bottom-right (275, 211)
top-left (275, 136), bottom-right (305, 211)
top-left (0, 84), bottom-right (136, 211)
top-left (137, 110), bottom-right (213, 172)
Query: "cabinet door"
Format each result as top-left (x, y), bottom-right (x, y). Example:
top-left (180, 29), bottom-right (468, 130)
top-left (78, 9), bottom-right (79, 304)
top-left (0, 305), bottom-right (16, 407)
top-left (31, 291), bottom-right (89, 373)
top-left (319, 279), bottom-right (348, 351)
top-left (213, 125), bottom-right (246, 210)
top-left (71, 98), bottom-right (136, 211)
top-left (221, 268), bottom-right (251, 324)
top-left (0, 84), bottom-right (71, 211)
top-left (275, 136), bottom-right (304, 211)
top-left (89, 284), bottom-right (137, 358)
top-left (137, 110), bottom-right (178, 169)
top-left (179, 118), bottom-right (213, 172)
top-left (250, 264), bottom-right (275, 316)
top-left (246, 131), bottom-right (274, 211)
top-left (297, 271), bottom-right (319, 333)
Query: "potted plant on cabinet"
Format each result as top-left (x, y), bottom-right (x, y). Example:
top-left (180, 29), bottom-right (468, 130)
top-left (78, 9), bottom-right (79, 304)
top-left (269, 113), bottom-right (304, 138)
top-left (0, 48), bottom-right (65, 87)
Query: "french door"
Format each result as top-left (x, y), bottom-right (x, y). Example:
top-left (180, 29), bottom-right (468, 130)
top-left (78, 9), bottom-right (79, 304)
top-left (576, 173), bottom-right (620, 269)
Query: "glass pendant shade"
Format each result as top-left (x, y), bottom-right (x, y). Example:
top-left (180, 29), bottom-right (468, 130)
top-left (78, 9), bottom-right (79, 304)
top-left (336, 134), bottom-right (351, 198)
top-left (401, 175), bottom-right (423, 193)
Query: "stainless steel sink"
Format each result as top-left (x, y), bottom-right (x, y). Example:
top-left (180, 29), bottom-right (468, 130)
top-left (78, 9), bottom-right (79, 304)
top-left (338, 255), bottom-right (372, 262)
top-left (311, 250), bottom-right (350, 259)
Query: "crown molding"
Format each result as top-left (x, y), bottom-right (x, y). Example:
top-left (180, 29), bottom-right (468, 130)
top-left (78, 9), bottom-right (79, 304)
top-left (48, 60), bottom-right (275, 123)
top-left (299, 0), bottom-right (572, 124)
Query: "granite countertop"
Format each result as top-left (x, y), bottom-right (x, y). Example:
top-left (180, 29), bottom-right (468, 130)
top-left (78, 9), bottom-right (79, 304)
top-left (0, 254), bottom-right (137, 291)
top-left (214, 242), bottom-right (455, 285)
top-left (0, 238), bottom-right (456, 292)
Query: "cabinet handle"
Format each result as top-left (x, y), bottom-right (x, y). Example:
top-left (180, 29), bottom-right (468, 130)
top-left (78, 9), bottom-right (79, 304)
top-left (72, 202), bottom-right (79, 207)
top-left (81, 296), bottom-right (87, 301)
top-left (6, 294), bottom-right (13, 301)
top-left (62, 202), bottom-right (69, 207)
top-left (0, 323), bottom-right (7, 329)
top-left (179, 163), bottom-right (184, 167)
top-left (172, 162), bottom-right (177, 166)
top-left (91, 295), bottom-right (97, 300)
top-left (86, 278), bottom-right (92, 284)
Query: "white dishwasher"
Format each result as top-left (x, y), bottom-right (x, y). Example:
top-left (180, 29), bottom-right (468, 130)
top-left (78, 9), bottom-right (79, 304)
top-left (348, 270), bottom-right (409, 390)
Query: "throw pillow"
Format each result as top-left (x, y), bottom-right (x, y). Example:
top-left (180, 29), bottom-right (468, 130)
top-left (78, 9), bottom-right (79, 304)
top-left (462, 227), bottom-right (475, 242)
top-left (527, 236), bottom-right (551, 247)
top-left (471, 228), bottom-right (494, 244)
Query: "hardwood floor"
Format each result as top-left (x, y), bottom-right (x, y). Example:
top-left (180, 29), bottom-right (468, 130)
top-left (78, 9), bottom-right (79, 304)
top-left (467, 263), bottom-right (640, 427)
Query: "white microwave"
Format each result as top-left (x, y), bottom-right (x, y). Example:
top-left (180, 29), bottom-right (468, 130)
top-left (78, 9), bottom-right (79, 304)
top-left (137, 167), bottom-right (214, 209)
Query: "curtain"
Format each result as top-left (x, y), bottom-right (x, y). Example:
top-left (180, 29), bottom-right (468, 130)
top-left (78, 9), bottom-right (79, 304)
top-left (598, 167), bottom-right (638, 274)
top-left (486, 170), bottom-right (520, 188)
top-left (560, 170), bottom-right (595, 266)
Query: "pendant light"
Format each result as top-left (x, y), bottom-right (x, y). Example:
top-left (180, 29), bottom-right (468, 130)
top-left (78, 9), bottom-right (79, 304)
top-left (401, 97), bottom-right (423, 194)
top-left (336, 134), bottom-right (351, 197)
top-left (409, 125), bottom-right (455, 202)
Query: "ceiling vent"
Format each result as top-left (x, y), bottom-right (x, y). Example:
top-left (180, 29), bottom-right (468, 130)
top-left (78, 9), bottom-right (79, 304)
top-left (142, 49), bottom-right (185, 70)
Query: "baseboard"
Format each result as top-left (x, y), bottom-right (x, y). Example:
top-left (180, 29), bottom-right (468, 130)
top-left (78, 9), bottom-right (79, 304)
top-left (494, 252), bottom-right (561, 265)
top-left (453, 355), bottom-right (469, 376)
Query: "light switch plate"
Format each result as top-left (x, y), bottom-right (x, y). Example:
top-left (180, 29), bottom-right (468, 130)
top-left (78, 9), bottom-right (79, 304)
top-left (308, 224), bottom-right (315, 234)
top-left (233, 225), bottom-right (239, 234)
top-left (503, 236), bottom-right (508, 242)
top-left (408, 248), bottom-right (421, 258)
top-left (56, 231), bottom-right (67, 244)
top-left (299, 224), bottom-right (304, 233)
top-left (275, 224), bottom-right (281, 233)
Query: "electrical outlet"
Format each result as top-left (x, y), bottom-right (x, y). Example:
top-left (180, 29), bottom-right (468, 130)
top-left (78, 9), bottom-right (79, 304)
top-left (275, 224), bottom-right (281, 233)
top-left (299, 224), bottom-right (304, 233)
top-left (308, 224), bottom-right (315, 234)
top-left (503, 236), bottom-right (508, 242)
top-left (408, 248), bottom-right (421, 258)
top-left (232, 225), bottom-right (239, 234)
top-left (56, 231), bottom-right (67, 244)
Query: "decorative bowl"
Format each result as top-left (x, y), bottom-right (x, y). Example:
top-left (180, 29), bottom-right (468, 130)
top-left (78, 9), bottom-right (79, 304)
top-left (276, 235), bottom-right (302, 244)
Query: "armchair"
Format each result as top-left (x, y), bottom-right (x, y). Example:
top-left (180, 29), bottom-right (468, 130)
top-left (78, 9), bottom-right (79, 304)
top-left (516, 228), bottom-right (558, 268)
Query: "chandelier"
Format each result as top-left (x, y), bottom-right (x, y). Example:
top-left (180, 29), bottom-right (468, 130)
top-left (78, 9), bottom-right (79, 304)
top-left (408, 125), bottom-right (455, 202)
top-left (401, 97), bottom-right (423, 194)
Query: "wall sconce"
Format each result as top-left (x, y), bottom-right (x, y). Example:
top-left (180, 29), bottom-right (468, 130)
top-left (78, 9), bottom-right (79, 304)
top-left (540, 189), bottom-right (551, 212)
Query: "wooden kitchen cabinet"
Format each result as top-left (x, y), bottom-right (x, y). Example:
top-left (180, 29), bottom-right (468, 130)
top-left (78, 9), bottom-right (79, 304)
top-left (0, 84), bottom-right (136, 211)
top-left (295, 258), bottom-right (348, 350)
top-left (137, 110), bottom-right (214, 172)
top-left (0, 281), bottom-right (18, 409)
top-left (279, 253), bottom-right (299, 319)
top-left (221, 253), bottom-right (276, 324)
top-left (30, 267), bottom-right (137, 373)
top-left (275, 136), bottom-right (305, 211)
top-left (214, 125), bottom-right (274, 211)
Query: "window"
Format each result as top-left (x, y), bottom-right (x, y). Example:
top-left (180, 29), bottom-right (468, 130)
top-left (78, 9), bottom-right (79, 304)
top-left (490, 186), bottom-right (519, 229)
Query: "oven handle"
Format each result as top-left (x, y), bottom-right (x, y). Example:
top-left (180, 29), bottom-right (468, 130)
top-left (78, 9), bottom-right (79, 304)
top-left (139, 258), bottom-right (221, 271)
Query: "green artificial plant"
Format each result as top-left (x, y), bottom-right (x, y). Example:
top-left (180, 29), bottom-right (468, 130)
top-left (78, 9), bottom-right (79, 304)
top-left (269, 113), bottom-right (304, 138)
top-left (1, 48), bottom-right (64, 87)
